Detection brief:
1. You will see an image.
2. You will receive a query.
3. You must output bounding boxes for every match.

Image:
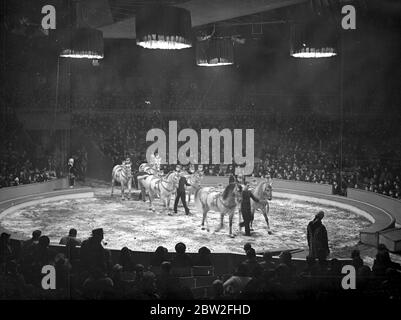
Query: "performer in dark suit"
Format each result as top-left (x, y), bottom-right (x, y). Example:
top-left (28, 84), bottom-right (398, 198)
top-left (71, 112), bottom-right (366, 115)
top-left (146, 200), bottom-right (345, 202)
top-left (174, 165), bottom-right (191, 215)
top-left (239, 182), bottom-right (266, 236)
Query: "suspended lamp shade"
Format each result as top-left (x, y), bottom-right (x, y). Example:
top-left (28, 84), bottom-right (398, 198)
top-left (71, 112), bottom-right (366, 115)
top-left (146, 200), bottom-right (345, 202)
top-left (59, 28), bottom-right (104, 59)
top-left (196, 39), bottom-right (234, 67)
top-left (290, 22), bottom-right (338, 58)
top-left (136, 6), bottom-right (192, 49)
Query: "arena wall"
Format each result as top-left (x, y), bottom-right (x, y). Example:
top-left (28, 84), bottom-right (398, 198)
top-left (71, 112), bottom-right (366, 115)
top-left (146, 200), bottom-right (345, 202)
top-left (0, 178), bottom-right (69, 202)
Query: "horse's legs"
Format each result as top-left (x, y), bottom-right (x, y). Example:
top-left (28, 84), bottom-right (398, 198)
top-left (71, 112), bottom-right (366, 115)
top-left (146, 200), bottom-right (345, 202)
top-left (201, 207), bottom-right (209, 232)
top-left (121, 183), bottom-right (125, 200)
top-left (111, 178), bottom-right (114, 197)
top-left (250, 210), bottom-right (255, 231)
top-left (215, 213), bottom-right (224, 233)
top-left (262, 203), bottom-right (272, 234)
top-left (149, 192), bottom-right (155, 212)
top-left (228, 211), bottom-right (235, 238)
top-left (127, 178), bottom-right (132, 200)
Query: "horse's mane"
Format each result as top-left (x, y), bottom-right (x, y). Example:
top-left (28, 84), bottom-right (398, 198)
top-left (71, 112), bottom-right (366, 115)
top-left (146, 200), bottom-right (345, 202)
top-left (254, 180), bottom-right (266, 195)
top-left (222, 183), bottom-right (236, 200)
top-left (164, 171), bottom-right (178, 179)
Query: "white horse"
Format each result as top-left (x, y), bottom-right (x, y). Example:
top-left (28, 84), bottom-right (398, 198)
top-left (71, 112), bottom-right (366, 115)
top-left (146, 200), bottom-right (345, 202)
top-left (111, 162), bottom-right (133, 200)
top-left (137, 171), bottom-right (180, 213)
top-left (195, 183), bottom-right (241, 238)
top-left (182, 170), bottom-right (204, 203)
top-left (138, 163), bottom-right (160, 176)
top-left (249, 179), bottom-right (273, 234)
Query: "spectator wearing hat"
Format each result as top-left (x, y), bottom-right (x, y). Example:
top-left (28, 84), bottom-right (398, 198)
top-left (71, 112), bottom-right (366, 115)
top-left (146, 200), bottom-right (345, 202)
top-left (171, 242), bottom-right (193, 269)
top-left (80, 228), bottom-right (107, 273)
top-left (173, 167), bottom-right (192, 215)
top-left (307, 211), bottom-right (330, 261)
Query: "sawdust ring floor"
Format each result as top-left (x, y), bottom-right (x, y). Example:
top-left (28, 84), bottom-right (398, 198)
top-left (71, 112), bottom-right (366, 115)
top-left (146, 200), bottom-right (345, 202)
top-left (1, 187), bottom-right (371, 256)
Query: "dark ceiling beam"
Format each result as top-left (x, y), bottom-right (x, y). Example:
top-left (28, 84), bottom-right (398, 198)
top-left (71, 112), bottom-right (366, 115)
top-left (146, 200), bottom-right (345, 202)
top-left (98, 0), bottom-right (308, 38)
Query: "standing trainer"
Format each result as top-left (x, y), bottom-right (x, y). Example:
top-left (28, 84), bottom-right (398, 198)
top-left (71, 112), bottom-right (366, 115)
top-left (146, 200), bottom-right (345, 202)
top-left (174, 165), bottom-right (192, 215)
top-left (307, 211), bottom-right (330, 261)
top-left (239, 182), bottom-right (266, 236)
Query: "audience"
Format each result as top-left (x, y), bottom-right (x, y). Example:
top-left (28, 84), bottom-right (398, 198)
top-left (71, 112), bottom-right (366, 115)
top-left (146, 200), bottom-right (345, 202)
top-left (1, 226), bottom-right (400, 300)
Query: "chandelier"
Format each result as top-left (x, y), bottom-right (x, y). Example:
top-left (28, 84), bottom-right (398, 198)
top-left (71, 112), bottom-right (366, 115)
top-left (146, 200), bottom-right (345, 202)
top-left (290, 22), bottom-right (338, 58)
top-left (59, 27), bottom-right (104, 59)
top-left (136, 6), bottom-right (192, 50)
top-left (196, 39), bottom-right (234, 67)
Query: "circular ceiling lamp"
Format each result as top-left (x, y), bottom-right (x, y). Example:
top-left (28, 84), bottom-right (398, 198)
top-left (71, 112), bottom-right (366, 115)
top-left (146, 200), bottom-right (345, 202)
top-left (290, 22), bottom-right (338, 58)
top-left (196, 39), bottom-right (234, 67)
top-left (59, 27), bottom-right (104, 59)
top-left (58, 1), bottom-right (104, 59)
top-left (136, 6), bottom-right (192, 49)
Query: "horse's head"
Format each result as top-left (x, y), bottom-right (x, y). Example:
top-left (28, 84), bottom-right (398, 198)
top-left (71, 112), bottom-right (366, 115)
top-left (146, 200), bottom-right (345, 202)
top-left (123, 163), bottom-right (132, 176)
top-left (168, 171), bottom-right (180, 187)
top-left (264, 180), bottom-right (273, 201)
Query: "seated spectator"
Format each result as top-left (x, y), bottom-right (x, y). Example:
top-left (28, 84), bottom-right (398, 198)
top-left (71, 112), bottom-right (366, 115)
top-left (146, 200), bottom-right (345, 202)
top-left (135, 271), bottom-right (159, 299)
top-left (80, 228), bottom-right (107, 273)
top-left (223, 264), bottom-right (252, 297)
top-left (118, 247), bottom-right (135, 272)
top-left (149, 246), bottom-right (169, 268)
top-left (133, 264), bottom-right (145, 287)
top-left (82, 268), bottom-right (114, 299)
top-left (243, 243), bottom-right (252, 254)
top-left (351, 249), bottom-right (364, 270)
top-left (59, 228), bottom-right (81, 246)
top-left (22, 230), bottom-right (41, 253)
top-left (300, 255), bottom-right (319, 276)
top-left (30, 236), bottom-right (56, 267)
top-left (59, 228), bottom-right (81, 263)
top-left (242, 248), bottom-right (262, 277)
top-left (356, 265), bottom-right (372, 291)
top-left (372, 244), bottom-right (401, 277)
top-left (0, 232), bottom-right (13, 264)
top-left (259, 251), bottom-right (275, 271)
top-left (171, 242), bottom-right (192, 269)
top-left (54, 253), bottom-right (72, 290)
top-left (156, 261), bottom-right (182, 299)
top-left (194, 246), bottom-right (212, 266)
top-left (278, 251), bottom-right (296, 278)
top-left (210, 279), bottom-right (225, 300)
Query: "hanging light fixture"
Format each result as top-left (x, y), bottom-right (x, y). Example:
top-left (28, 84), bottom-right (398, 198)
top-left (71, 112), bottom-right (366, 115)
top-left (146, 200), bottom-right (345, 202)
top-left (196, 39), bottom-right (234, 67)
top-left (136, 6), bottom-right (192, 50)
top-left (59, 28), bottom-right (104, 59)
top-left (58, 1), bottom-right (104, 59)
top-left (290, 22), bottom-right (338, 58)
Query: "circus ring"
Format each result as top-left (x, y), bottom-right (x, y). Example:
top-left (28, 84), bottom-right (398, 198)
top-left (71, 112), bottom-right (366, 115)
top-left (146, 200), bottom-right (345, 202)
top-left (1, 177), bottom-right (400, 272)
